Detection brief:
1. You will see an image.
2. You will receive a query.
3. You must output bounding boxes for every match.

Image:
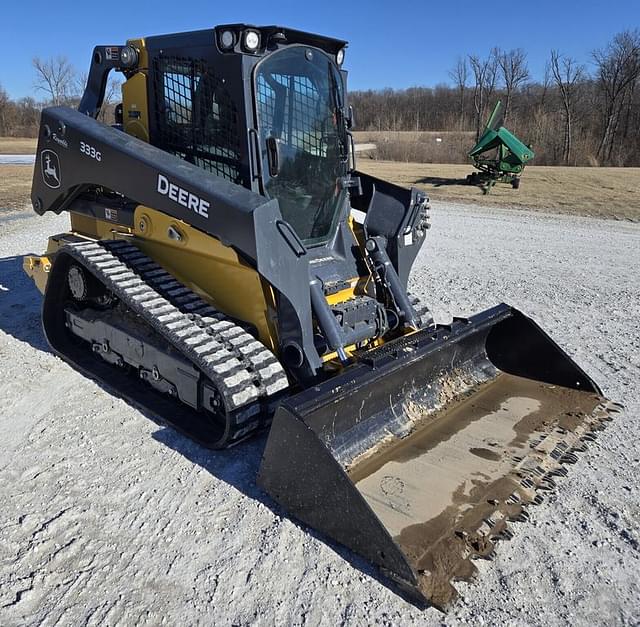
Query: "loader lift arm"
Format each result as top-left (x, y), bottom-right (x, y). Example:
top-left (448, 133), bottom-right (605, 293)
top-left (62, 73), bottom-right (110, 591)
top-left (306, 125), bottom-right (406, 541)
top-left (33, 106), bottom-right (321, 378)
top-left (78, 45), bottom-right (141, 118)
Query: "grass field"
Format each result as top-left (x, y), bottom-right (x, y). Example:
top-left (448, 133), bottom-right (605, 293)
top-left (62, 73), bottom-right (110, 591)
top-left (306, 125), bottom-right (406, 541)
top-left (0, 165), bottom-right (33, 211)
top-left (0, 137), bottom-right (37, 154)
top-left (352, 130), bottom-right (473, 164)
top-left (357, 161), bottom-right (640, 220)
top-left (1, 136), bottom-right (638, 220)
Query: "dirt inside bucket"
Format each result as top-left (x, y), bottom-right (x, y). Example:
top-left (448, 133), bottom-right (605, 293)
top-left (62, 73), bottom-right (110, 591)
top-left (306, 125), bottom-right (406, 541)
top-left (348, 372), bottom-right (603, 608)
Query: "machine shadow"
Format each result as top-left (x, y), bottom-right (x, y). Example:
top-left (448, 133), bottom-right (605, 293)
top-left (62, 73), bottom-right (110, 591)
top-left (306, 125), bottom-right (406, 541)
top-left (416, 175), bottom-right (480, 189)
top-left (152, 424), bottom-right (428, 610)
top-left (0, 255), bottom-right (51, 353)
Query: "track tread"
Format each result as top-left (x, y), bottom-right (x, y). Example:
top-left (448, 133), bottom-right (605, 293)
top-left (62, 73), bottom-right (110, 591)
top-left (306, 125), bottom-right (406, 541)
top-left (61, 240), bottom-right (289, 444)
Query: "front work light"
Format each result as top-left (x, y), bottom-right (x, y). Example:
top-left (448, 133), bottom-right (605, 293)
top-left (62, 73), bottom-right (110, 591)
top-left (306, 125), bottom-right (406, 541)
top-left (120, 46), bottom-right (139, 68)
top-left (243, 30), bottom-right (260, 51)
top-left (220, 30), bottom-right (235, 50)
top-left (336, 48), bottom-right (345, 66)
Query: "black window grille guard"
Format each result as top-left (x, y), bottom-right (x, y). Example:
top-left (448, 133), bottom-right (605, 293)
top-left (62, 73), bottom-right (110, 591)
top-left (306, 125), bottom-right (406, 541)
top-left (153, 57), bottom-right (241, 184)
top-left (256, 72), bottom-right (324, 157)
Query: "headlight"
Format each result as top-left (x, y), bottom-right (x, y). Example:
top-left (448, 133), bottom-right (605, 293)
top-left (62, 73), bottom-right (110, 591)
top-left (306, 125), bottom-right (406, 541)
top-left (120, 45), bottom-right (139, 68)
top-left (336, 48), bottom-right (345, 66)
top-left (243, 30), bottom-right (260, 52)
top-left (219, 30), bottom-right (235, 50)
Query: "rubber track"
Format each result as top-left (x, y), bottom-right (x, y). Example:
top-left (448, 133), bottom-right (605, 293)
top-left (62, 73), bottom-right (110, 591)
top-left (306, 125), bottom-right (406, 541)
top-left (62, 240), bottom-right (289, 425)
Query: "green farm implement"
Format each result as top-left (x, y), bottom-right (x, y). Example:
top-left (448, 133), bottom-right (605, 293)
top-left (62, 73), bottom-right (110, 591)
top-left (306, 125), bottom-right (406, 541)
top-left (467, 100), bottom-right (534, 193)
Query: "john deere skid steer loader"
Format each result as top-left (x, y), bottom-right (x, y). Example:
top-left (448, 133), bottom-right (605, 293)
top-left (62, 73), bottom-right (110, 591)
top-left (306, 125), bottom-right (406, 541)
top-left (24, 25), bottom-right (618, 609)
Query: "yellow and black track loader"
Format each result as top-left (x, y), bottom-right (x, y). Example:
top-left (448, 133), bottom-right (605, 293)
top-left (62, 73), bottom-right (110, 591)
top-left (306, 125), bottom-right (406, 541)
top-left (24, 25), bottom-right (619, 609)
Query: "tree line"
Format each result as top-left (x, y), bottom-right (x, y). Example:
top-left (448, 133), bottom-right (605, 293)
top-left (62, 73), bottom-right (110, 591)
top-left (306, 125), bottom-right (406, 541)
top-left (1, 30), bottom-right (638, 166)
top-left (0, 56), bottom-right (120, 137)
top-left (350, 29), bottom-right (640, 166)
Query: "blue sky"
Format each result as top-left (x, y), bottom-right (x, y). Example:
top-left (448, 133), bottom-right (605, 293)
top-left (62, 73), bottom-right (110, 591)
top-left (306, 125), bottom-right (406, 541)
top-left (1, 0), bottom-right (638, 99)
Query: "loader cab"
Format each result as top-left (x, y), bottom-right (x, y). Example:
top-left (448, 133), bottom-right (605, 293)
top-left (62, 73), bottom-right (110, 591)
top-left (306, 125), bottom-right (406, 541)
top-left (140, 25), bottom-right (352, 250)
top-left (253, 44), bottom-right (349, 247)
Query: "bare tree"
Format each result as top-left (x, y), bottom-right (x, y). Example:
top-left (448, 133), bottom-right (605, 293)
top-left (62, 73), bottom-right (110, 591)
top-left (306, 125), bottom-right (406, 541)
top-left (448, 57), bottom-right (468, 129)
top-left (16, 97), bottom-right (43, 136)
top-left (32, 56), bottom-right (76, 105)
top-left (540, 64), bottom-right (551, 110)
top-left (99, 77), bottom-right (123, 123)
top-left (620, 77), bottom-right (637, 142)
top-left (549, 50), bottom-right (584, 164)
top-left (497, 48), bottom-right (530, 123)
top-left (0, 84), bottom-right (10, 135)
top-left (74, 70), bottom-right (121, 123)
top-left (593, 29), bottom-right (640, 163)
top-left (75, 71), bottom-right (88, 98)
top-left (469, 50), bottom-right (498, 139)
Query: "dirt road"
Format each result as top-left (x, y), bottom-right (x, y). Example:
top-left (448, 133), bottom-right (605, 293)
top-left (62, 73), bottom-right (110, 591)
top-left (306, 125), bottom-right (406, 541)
top-left (0, 206), bottom-right (638, 625)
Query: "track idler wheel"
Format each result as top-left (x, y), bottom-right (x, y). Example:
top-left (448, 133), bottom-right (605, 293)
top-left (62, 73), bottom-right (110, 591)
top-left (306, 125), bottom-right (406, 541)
top-left (67, 263), bottom-right (114, 307)
top-left (67, 264), bottom-right (89, 301)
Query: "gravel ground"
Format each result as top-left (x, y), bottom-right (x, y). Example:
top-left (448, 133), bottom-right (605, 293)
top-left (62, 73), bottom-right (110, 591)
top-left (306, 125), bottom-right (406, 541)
top-left (0, 205), bottom-right (638, 626)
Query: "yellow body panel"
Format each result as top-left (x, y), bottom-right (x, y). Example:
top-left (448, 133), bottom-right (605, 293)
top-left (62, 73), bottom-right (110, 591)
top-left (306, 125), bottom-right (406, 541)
top-left (122, 39), bottom-right (150, 142)
top-left (70, 213), bottom-right (133, 240)
top-left (64, 212), bottom-right (374, 364)
top-left (27, 208), bottom-right (280, 352)
top-left (23, 255), bottom-right (52, 295)
top-left (131, 206), bottom-right (279, 352)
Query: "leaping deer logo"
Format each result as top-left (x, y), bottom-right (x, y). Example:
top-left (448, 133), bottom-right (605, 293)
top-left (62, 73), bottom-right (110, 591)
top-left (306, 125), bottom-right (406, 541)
top-left (41, 150), bottom-right (61, 189)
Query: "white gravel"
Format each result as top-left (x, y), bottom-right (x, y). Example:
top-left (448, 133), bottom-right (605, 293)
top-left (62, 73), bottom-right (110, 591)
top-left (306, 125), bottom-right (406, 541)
top-left (0, 204), bottom-right (638, 626)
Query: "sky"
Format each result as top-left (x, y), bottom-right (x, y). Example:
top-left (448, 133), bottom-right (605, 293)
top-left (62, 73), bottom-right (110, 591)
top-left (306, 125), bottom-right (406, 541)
top-left (1, 0), bottom-right (639, 99)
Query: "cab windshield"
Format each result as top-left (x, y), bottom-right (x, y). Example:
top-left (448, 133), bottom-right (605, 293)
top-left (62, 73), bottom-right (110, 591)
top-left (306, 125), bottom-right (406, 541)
top-left (255, 47), bottom-right (348, 246)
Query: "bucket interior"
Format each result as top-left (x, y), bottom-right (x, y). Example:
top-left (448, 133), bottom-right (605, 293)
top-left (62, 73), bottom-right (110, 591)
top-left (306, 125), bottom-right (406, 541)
top-left (259, 305), bottom-right (614, 608)
top-left (346, 371), bottom-right (603, 606)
